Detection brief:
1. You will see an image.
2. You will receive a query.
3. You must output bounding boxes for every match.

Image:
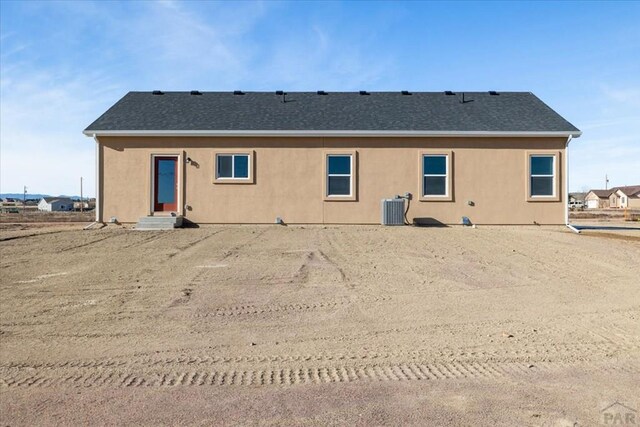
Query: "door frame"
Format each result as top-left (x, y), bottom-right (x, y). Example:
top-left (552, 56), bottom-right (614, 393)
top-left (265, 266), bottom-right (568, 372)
top-left (150, 152), bottom-right (183, 216)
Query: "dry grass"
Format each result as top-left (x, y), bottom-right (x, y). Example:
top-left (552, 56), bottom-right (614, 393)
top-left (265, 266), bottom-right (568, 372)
top-left (0, 211), bottom-right (94, 223)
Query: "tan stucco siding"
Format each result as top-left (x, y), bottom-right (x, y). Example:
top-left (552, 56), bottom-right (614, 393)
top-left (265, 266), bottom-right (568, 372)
top-left (610, 193), bottom-right (620, 208)
top-left (628, 198), bottom-right (640, 208)
top-left (99, 136), bottom-right (567, 224)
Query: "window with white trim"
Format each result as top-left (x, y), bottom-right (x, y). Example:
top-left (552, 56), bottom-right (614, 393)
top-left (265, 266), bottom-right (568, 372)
top-left (216, 154), bottom-right (249, 179)
top-left (326, 155), bottom-right (352, 196)
top-left (529, 155), bottom-right (555, 197)
top-left (422, 154), bottom-right (448, 197)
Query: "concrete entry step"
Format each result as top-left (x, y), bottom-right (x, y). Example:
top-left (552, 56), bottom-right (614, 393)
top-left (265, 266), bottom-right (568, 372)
top-left (135, 215), bottom-right (183, 230)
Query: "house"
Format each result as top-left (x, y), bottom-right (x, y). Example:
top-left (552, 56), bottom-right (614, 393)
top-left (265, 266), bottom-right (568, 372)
top-left (0, 199), bottom-right (21, 213)
top-left (38, 197), bottom-right (74, 212)
top-left (609, 185), bottom-right (640, 209)
top-left (584, 189), bottom-right (612, 209)
top-left (568, 192), bottom-right (586, 209)
top-left (73, 200), bottom-right (96, 211)
top-left (74, 199), bottom-right (96, 211)
top-left (83, 91), bottom-right (581, 225)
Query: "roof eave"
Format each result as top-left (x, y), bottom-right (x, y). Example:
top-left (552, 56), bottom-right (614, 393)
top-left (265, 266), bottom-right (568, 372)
top-left (83, 130), bottom-right (582, 138)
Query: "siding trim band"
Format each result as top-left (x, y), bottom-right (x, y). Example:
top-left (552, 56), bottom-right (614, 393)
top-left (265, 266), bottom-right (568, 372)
top-left (84, 130), bottom-right (582, 138)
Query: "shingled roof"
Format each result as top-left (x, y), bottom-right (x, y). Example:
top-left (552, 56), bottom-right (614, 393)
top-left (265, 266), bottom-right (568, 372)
top-left (42, 197), bottom-right (73, 204)
top-left (613, 185), bottom-right (640, 198)
top-left (84, 91), bottom-right (581, 136)
top-left (588, 189), bottom-right (613, 198)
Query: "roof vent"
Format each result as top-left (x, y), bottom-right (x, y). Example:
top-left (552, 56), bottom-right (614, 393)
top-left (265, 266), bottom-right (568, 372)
top-left (489, 91), bottom-right (499, 96)
top-left (445, 91), bottom-right (455, 95)
top-left (359, 91), bottom-right (370, 95)
top-left (190, 90), bottom-right (202, 95)
top-left (152, 90), bottom-right (164, 95)
top-left (275, 90), bottom-right (284, 95)
top-left (233, 90), bottom-right (245, 95)
top-left (460, 92), bottom-right (474, 104)
top-left (317, 90), bottom-right (328, 95)
top-left (401, 90), bottom-right (411, 95)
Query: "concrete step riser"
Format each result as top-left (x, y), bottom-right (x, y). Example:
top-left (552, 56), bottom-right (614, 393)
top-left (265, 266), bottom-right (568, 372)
top-left (137, 218), bottom-right (180, 224)
top-left (135, 227), bottom-right (176, 230)
top-left (135, 216), bottom-right (183, 230)
top-left (134, 224), bottom-right (177, 230)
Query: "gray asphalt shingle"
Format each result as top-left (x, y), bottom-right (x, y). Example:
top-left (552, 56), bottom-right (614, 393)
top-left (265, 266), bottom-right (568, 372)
top-left (85, 91), bottom-right (580, 133)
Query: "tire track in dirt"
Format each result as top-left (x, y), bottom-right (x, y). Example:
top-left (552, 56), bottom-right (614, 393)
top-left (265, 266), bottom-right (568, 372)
top-left (186, 295), bottom-right (393, 318)
top-left (2, 359), bottom-right (638, 388)
top-left (3, 340), bottom-right (638, 370)
top-left (166, 229), bottom-right (226, 260)
top-left (0, 362), bottom-right (523, 388)
top-left (0, 229), bottom-right (71, 242)
top-left (319, 232), bottom-right (359, 288)
top-left (120, 232), bottom-right (168, 249)
top-left (565, 316), bottom-right (640, 347)
top-left (59, 234), bottom-right (121, 252)
top-left (291, 249), bottom-right (347, 285)
top-left (219, 228), bottom-right (269, 261)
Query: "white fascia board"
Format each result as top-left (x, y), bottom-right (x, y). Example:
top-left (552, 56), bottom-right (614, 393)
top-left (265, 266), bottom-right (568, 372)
top-left (83, 130), bottom-right (582, 138)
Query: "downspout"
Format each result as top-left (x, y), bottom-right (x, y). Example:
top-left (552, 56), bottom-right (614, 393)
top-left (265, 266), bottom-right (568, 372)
top-left (93, 134), bottom-right (103, 223)
top-left (564, 135), bottom-right (580, 234)
top-left (83, 134), bottom-right (103, 230)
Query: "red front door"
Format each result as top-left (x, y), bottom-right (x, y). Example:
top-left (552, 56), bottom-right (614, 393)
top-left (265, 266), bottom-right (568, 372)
top-left (154, 156), bottom-right (178, 212)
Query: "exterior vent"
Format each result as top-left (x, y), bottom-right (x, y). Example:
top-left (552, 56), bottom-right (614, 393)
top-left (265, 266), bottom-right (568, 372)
top-left (190, 90), bottom-right (202, 95)
top-left (233, 90), bottom-right (245, 95)
top-left (445, 91), bottom-right (455, 95)
top-left (152, 90), bottom-right (164, 95)
top-left (275, 90), bottom-right (284, 95)
top-left (381, 198), bottom-right (405, 226)
top-left (401, 90), bottom-right (411, 95)
top-left (317, 90), bottom-right (327, 95)
top-left (489, 91), bottom-right (499, 95)
top-left (359, 90), bottom-right (370, 95)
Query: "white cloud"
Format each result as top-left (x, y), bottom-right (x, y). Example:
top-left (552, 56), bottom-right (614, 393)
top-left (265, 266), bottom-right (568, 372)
top-left (0, 1), bottom-right (269, 195)
top-left (601, 85), bottom-right (640, 108)
top-left (103, 1), bottom-right (270, 89)
top-left (256, 24), bottom-right (394, 90)
top-left (1, 53), bottom-right (122, 196)
top-left (568, 89), bottom-right (640, 190)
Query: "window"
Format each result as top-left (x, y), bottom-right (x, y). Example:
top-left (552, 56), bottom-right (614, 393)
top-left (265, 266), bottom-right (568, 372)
top-left (216, 154), bottom-right (249, 179)
top-left (326, 155), bottom-right (352, 197)
top-left (423, 155), bottom-right (448, 197)
top-left (529, 155), bottom-right (555, 197)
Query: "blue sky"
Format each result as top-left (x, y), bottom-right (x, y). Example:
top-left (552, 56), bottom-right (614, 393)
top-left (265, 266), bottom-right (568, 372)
top-left (1, 0), bottom-right (639, 196)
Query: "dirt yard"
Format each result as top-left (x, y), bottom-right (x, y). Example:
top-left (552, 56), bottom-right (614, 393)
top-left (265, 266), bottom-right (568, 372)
top-left (1, 224), bottom-right (638, 425)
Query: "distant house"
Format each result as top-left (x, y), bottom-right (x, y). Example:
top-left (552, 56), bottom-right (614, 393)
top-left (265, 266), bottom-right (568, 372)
top-left (38, 197), bottom-right (74, 212)
top-left (0, 199), bottom-right (21, 213)
top-left (568, 192), bottom-right (586, 208)
top-left (584, 190), bottom-right (611, 209)
top-left (610, 185), bottom-right (640, 209)
top-left (73, 200), bottom-right (96, 211)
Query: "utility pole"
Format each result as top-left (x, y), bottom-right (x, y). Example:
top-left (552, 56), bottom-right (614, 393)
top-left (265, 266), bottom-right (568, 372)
top-left (80, 177), bottom-right (84, 212)
top-left (23, 185), bottom-right (27, 216)
top-left (605, 174), bottom-right (609, 190)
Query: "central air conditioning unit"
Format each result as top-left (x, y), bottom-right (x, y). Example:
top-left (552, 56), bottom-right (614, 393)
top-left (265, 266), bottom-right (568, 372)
top-left (381, 198), bottom-right (405, 226)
